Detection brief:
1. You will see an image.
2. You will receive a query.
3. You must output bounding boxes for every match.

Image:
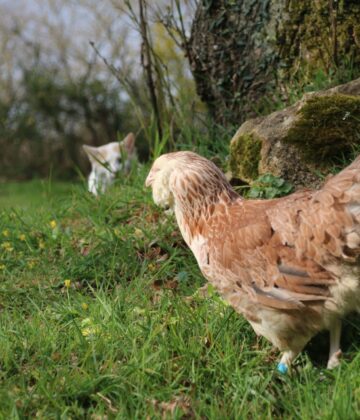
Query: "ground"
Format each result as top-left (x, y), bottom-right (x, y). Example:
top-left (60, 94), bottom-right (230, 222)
top-left (1, 168), bottom-right (360, 418)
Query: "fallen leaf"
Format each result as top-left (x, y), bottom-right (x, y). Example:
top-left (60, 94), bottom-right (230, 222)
top-left (151, 396), bottom-right (192, 418)
top-left (152, 279), bottom-right (178, 290)
top-left (96, 392), bottom-right (117, 414)
top-left (80, 246), bottom-right (91, 256)
top-left (156, 253), bottom-right (168, 263)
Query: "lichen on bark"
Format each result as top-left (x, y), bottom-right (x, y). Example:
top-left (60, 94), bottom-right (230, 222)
top-left (189, 0), bottom-right (360, 126)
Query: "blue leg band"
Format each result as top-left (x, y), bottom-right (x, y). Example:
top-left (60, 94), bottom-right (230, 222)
top-left (277, 362), bottom-right (288, 374)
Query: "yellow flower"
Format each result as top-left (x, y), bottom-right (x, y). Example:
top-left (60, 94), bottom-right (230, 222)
top-left (0, 264), bottom-right (5, 270)
top-left (1, 242), bottom-right (13, 252)
top-left (148, 263), bottom-right (156, 272)
top-left (2, 229), bottom-right (9, 237)
top-left (81, 327), bottom-right (91, 337)
top-left (27, 260), bottom-right (36, 269)
top-left (81, 303), bottom-right (89, 310)
top-left (49, 220), bottom-right (57, 229)
top-left (134, 228), bottom-right (144, 238)
top-left (38, 240), bottom-right (45, 249)
top-left (64, 279), bottom-right (71, 288)
top-left (19, 234), bottom-right (26, 241)
top-left (81, 318), bottom-right (100, 338)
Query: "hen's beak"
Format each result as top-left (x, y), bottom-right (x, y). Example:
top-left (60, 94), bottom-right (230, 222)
top-left (145, 172), bottom-right (154, 187)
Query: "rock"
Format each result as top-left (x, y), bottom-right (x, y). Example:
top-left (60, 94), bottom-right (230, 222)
top-left (229, 78), bottom-right (360, 189)
top-left (189, 0), bottom-right (360, 126)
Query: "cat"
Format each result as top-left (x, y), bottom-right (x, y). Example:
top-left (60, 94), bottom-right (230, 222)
top-left (83, 132), bottom-right (136, 195)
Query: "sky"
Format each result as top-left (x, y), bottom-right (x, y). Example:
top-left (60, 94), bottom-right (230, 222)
top-left (0, 0), bottom-right (141, 80)
top-left (0, 0), bottom-right (196, 103)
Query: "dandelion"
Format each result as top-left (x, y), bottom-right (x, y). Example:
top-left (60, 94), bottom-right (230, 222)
top-left (2, 229), bottom-right (9, 237)
top-left (0, 264), bottom-right (5, 270)
top-left (1, 242), bottom-right (13, 252)
top-left (27, 260), bottom-right (36, 269)
top-left (19, 234), bottom-right (26, 241)
top-left (38, 240), bottom-right (45, 249)
top-left (81, 317), bottom-right (100, 338)
top-left (64, 279), bottom-right (71, 288)
top-left (148, 263), bottom-right (156, 272)
top-left (49, 220), bottom-right (57, 229)
top-left (81, 327), bottom-right (92, 337)
top-left (134, 228), bottom-right (144, 238)
top-left (81, 303), bottom-right (89, 310)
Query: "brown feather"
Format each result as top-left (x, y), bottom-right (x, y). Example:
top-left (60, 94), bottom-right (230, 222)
top-left (147, 151), bottom-right (360, 357)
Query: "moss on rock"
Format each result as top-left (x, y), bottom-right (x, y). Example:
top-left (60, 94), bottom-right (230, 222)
top-left (229, 133), bottom-right (262, 181)
top-left (284, 94), bottom-right (360, 165)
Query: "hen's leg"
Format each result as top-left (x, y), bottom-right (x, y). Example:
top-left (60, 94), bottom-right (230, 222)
top-left (327, 318), bottom-right (342, 369)
top-left (277, 350), bottom-right (299, 374)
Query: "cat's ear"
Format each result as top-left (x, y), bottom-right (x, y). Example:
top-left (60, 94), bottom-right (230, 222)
top-left (83, 145), bottom-right (101, 164)
top-left (121, 133), bottom-right (135, 154)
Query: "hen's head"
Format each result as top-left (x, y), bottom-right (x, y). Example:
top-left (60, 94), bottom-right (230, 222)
top-left (145, 153), bottom-right (177, 209)
top-left (146, 151), bottom-right (236, 212)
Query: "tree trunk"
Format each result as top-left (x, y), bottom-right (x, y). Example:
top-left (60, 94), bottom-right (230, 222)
top-left (189, 0), bottom-right (360, 126)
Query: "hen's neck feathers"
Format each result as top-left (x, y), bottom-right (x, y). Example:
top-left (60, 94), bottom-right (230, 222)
top-left (171, 159), bottom-right (239, 240)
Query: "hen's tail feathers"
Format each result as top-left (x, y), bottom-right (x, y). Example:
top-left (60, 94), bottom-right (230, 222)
top-left (311, 154), bottom-right (360, 260)
top-left (319, 155), bottom-right (360, 201)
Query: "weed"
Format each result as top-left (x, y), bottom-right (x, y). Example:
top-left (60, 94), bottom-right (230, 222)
top-left (243, 173), bottom-right (293, 199)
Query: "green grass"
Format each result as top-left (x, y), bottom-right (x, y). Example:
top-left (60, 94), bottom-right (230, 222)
top-left (0, 179), bottom-right (75, 210)
top-left (1, 167), bottom-right (360, 419)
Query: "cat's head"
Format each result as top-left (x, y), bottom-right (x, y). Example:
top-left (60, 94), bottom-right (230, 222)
top-left (83, 133), bottom-right (136, 174)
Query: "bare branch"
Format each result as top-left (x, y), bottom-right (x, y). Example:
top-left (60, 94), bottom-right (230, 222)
top-left (138, 0), bottom-right (162, 139)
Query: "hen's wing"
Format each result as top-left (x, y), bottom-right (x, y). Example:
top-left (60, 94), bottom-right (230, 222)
top-left (206, 157), bottom-right (360, 310)
top-left (271, 155), bottom-right (360, 264)
top-left (206, 196), bottom-right (327, 310)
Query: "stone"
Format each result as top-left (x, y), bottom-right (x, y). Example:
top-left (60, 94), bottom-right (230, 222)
top-left (229, 78), bottom-right (360, 189)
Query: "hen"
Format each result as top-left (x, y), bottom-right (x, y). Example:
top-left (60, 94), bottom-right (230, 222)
top-left (146, 151), bottom-right (360, 373)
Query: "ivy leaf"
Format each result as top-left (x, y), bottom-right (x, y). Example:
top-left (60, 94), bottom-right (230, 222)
top-left (247, 187), bottom-right (262, 198)
top-left (246, 173), bottom-right (293, 199)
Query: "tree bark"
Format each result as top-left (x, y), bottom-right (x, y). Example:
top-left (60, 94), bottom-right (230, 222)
top-left (139, 0), bottom-right (163, 140)
top-left (189, 0), bottom-right (360, 127)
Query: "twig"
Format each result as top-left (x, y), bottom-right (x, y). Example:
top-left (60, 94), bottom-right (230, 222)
top-left (138, 0), bottom-right (163, 140)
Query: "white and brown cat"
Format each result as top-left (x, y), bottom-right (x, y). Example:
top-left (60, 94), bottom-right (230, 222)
top-left (83, 133), bottom-right (136, 195)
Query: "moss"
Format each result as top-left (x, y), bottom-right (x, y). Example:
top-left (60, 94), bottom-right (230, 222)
top-left (284, 94), bottom-right (360, 165)
top-left (277, 1), bottom-right (360, 82)
top-left (229, 133), bottom-right (262, 181)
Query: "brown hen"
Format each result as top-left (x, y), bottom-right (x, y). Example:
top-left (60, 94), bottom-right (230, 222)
top-left (146, 151), bottom-right (360, 372)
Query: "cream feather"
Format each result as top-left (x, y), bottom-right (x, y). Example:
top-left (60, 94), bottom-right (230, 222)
top-left (146, 151), bottom-right (360, 371)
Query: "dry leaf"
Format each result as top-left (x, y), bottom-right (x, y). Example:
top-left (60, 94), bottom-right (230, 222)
top-left (96, 392), bottom-right (118, 414)
top-left (152, 279), bottom-right (178, 291)
top-left (156, 253), bottom-right (168, 263)
top-left (151, 396), bottom-right (192, 418)
top-left (80, 245), bottom-right (91, 256)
